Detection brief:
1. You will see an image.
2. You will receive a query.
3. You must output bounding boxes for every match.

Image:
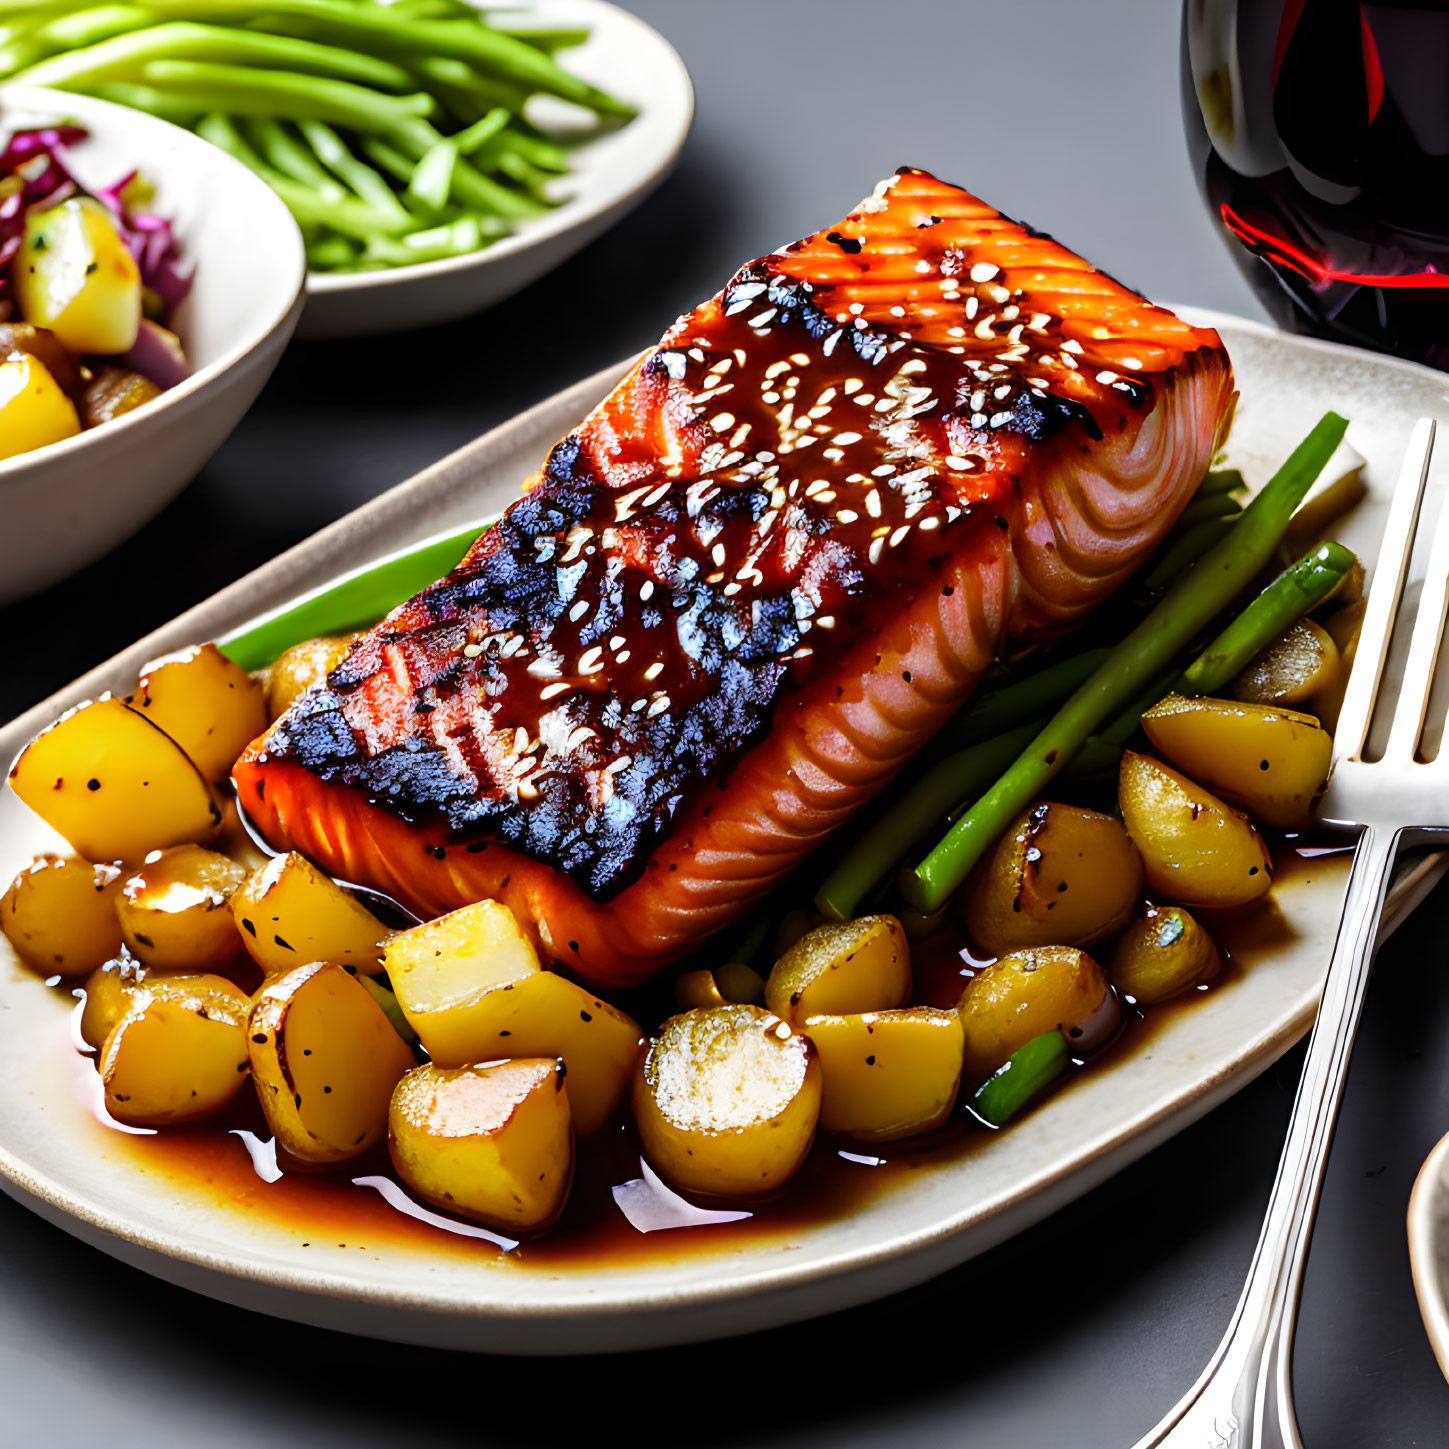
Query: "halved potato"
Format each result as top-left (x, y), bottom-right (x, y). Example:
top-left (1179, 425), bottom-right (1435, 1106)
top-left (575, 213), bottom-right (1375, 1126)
top-left (117, 844), bottom-right (247, 969)
top-left (0, 352), bottom-right (80, 460)
top-left (8, 697), bottom-right (222, 862)
top-left (1141, 695), bottom-right (1331, 829)
top-left (0, 853), bottom-right (123, 976)
top-left (764, 915), bottom-right (911, 1025)
top-left (248, 961), bottom-right (417, 1164)
top-left (1232, 618), bottom-right (1342, 710)
top-left (231, 852), bottom-right (391, 976)
top-left (100, 972), bottom-right (250, 1125)
top-left (79, 950), bottom-right (147, 1051)
top-left (964, 801), bottom-right (1143, 955)
top-left (805, 1007), bottom-right (964, 1141)
top-left (127, 643), bottom-right (269, 782)
top-left (634, 1005), bottom-right (821, 1198)
top-left (1118, 751), bottom-right (1273, 908)
top-left (266, 634), bottom-right (355, 721)
top-left (958, 945), bottom-right (1114, 1082)
top-left (384, 900), bottom-right (642, 1135)
top-left (389, 1059), bottom-right (573, 1234)
top-left (1107, 904), bottom-right (1222, 1005)
top-left (15, 195), bottom-right (141, 354)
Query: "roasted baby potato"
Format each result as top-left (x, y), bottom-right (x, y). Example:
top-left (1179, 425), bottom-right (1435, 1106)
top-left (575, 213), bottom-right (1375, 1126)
top-left (15, 196), bottom-right (141, 355)
top-left (1118, 751), bottom-right (1273, 908)
top-left (78, 366), bottom-right (161, 428)
top-left (964, 801), bottom-right (1144, 955)
top-left (249, 961), bottom-right (417, 1164)
top-left (8, 697), bottom-right (221, 862)
top-left (100, 972), bottom-right (250, 1126)
top-left (0, 351), bottom-right (80, 459)
top-left (1141, 695), bottom-right (1331, 830)
top-left (389, 1059), bottom-right (573, 1234)
top-left (1232, 618), bottom-right (1342, 710)
top-left (958, 945), bottom-right (1114, 1082)
top-left (764, 915), bottom-right (911, 1025)
top-left (0, 853), bottom-right (123, 976)
top-left (634, 1005), bottom-right (821, 1199)
top-left (805, 1007), bottom-right (964, 1141)
top-left (117, 845), bottom-right (247, 970)
top-left (384, 900), bottom-right (642, 1135)
top-left (674, 962), bottom-right (765, 1012)
top-left (79, 950), bottom-right (147, 1051)
top-left (267, 634), bottom-right (355, 720)
top-left (127, 643), bottom-right (269, 782)
top-left (0, 321), bottom-right (84, 393)
top-left (674, 969), bottom-right (727, 1011)
top-left (1107, 904), bottom-right (1222, 1005)
top-left (231, 852), bottom-right (391, 976)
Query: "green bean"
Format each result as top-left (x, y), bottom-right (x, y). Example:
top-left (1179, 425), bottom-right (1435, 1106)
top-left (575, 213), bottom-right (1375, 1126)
top-left (971, 1031), bottom-right (1070, 1127)
top-left (905, 412), bottom-right (1349, 913)
top-left (134, 0), bottom-right (633, 116)
top-left (297, 118), bottom-right (408, 214)
top-left (247, 116), bottom-right (343, 194)
top-left (388, 116), bottom-right (542, 218)
top-left (814, 724), bottom-right (1041, 922)
top-left (14, 20), bottom-right (419, 90)
top-left (136, 59), bottom-right (433, 127)
top-left (306, 234), bottom-right (357, 269)
top-left (405, 135), bottom-right (455, 211)
top-left (452, 105), bottom-right (509, 155)
top-left (1178, 541), bottom-right (1358, 696)
top-left (217, 521), bottom-right (489, 672)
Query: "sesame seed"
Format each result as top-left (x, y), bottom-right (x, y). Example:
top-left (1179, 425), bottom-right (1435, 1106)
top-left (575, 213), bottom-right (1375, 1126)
top-left (540, 683), bottom-right (569, 700)
top-left (868, 536), bottom-right (885, 564)
top-left (969, 261), bottom-right (999, 282)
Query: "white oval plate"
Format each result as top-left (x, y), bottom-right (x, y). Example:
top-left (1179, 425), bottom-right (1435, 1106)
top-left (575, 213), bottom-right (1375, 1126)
top-left (1, 309), bottom-right (1447, 1355)
top-left (298, 0), bottom-right (693, 339)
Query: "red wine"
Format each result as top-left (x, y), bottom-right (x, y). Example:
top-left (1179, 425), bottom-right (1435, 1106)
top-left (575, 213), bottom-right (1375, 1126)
top-left (1182, 0), bottom-right (1449, 367)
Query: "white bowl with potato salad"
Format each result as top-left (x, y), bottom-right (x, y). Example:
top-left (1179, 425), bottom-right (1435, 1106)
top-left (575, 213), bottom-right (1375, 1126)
top-left (0, 85), bottom-right (305, 605)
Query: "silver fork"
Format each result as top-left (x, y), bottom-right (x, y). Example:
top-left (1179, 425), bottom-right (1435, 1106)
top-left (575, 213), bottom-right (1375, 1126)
top-left (1135, 417), bottom-right (1449, 1449)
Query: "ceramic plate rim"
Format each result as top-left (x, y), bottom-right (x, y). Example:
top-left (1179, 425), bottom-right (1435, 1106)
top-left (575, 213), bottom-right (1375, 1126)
top-left (1, 306), bottom-right (1446, 1337)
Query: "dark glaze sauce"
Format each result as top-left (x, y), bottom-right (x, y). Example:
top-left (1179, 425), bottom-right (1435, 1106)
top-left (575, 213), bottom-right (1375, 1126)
top-left (70, 837), bottom-right (1352, 1271)
top-left (260, 167), bottom-right (1207, 896)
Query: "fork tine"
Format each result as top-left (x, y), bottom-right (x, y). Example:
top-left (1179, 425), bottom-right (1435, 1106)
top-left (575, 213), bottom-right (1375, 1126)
top-left (1386, 435), bottom-right (1449, 761)
top-left (1335, 417), bottom-right (1436, 764)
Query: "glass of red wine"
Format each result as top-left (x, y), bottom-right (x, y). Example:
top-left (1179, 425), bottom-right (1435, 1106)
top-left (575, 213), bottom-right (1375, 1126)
top-left (1182, 0), bottom-right (1449, 369)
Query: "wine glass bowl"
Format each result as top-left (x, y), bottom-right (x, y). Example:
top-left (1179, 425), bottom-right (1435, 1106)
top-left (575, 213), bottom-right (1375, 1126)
top-left (1182, 0), bottom-right (1449, 368)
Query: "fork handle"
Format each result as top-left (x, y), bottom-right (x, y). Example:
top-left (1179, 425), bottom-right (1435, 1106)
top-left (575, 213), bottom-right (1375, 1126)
top-left (1135, 826), bottom-right (1399, 1449)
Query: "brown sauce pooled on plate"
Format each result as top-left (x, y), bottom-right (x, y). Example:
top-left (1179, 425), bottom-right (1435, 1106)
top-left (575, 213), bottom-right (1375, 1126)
top-left (70, 834), bottom-right (1354, 1269)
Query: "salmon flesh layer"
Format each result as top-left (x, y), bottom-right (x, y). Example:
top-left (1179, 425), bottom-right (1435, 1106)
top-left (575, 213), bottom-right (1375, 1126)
top-left (236, 167), bottom-right (1235, 989)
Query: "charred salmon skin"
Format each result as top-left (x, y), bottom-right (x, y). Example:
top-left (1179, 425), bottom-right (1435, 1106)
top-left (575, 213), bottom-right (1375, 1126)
top-left (236, 167), bottom-right (1235, 989)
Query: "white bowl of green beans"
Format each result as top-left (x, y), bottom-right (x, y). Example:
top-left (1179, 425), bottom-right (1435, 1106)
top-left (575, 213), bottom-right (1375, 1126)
top-left (0, 0), bottom-right (692, 339)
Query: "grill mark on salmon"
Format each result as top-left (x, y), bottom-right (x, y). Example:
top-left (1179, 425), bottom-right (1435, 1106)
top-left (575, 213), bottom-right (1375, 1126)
top-left (236, 167), bottom-right (1234, 987)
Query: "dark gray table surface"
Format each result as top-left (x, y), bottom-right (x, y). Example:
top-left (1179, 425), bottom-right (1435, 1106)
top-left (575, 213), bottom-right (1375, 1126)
top-left (3, 2), bottom-right (1448, 1443)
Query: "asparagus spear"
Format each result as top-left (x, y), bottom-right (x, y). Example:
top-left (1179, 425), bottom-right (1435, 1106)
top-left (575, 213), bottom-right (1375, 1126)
top-left (217, 521), bottom-right (486, 672)
top-left (1178, 541), bottom-right (1357, 696)
top-left (971, 1030), bottom-right (1070, 1127)
top-left (815, 724), bottom-right (1041, 921)
top-left (905, 412), bottom-right (1349, 914)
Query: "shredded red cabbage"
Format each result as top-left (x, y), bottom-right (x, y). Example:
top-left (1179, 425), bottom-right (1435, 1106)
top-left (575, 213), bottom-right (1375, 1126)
top-left (1, 125), bottom-right (192, 322)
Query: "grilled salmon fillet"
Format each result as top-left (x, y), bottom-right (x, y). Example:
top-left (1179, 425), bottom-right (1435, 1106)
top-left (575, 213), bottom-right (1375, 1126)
top-left (236, 167), bottom-right (1234, 989)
